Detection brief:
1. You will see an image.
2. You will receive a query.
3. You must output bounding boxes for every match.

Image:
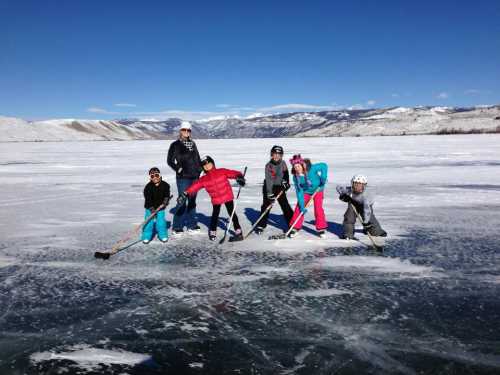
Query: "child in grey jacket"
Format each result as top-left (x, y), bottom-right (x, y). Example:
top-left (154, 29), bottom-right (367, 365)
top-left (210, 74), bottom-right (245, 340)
top-left (254, 145), bottom-right (293, 234)
top-left (336, 174), bottom-right (387, 239)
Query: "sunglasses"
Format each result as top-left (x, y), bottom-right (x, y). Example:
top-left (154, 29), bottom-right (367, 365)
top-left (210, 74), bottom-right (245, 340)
top-left (181, 129), bottom-right (192, 132)
top-left (149, 173), bottom-right (161, 178)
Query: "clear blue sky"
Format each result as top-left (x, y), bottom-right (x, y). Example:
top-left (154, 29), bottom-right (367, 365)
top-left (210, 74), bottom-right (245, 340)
top-left (1, 0), bottom-right (499, 120)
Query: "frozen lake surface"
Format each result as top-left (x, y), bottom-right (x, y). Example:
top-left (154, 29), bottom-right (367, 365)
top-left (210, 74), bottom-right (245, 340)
top-left (1, 135), bottom-right (500, 374)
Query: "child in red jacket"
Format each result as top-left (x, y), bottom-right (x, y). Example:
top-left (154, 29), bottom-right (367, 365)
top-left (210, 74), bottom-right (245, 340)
top-left (177, 156), bottom-right (246, 241)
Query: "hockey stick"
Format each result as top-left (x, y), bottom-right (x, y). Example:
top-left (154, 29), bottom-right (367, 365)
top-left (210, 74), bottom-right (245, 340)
top-left (244, 189), bottom-right (285, 239)
top-left (269, 189), bottom-right (319, 240)
top-left (94, 195), bottom-right (172, 260)
top-left (350, 203), bottom-right (383, 252)
top-left (219, 166), bottom-right (247, 244)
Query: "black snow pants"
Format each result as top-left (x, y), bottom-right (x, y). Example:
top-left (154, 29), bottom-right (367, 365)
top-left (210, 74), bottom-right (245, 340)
top-left (343, 202), bottom-right (386, 238)
top-left (210, 201), bottom-right (241, 232)
top-left (256, 184), bottom-right (294, 229)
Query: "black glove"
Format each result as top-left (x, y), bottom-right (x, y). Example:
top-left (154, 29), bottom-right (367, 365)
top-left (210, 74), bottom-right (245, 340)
top-left (281, 180), bottom-right (290, 191)
top-left (148, 206), bottom-right (156, 213)
top-left (236, 176), bottom-right (246, 187)
top-left (339, 194), bottom-right (352, 203)
top-left (362, 222), bottom-right (373, 234)
top-left (267, 193), bottom-right (276, 202)
top-left (177, 192), bottom-right (187, 206)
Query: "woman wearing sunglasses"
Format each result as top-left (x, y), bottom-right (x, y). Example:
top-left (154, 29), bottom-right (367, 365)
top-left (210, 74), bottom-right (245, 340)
top-left (167, 121), bottom-right (202, 234)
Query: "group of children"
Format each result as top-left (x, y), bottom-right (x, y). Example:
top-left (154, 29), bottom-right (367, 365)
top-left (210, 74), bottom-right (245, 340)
top-left (140, 145), bottom-right (387, 243)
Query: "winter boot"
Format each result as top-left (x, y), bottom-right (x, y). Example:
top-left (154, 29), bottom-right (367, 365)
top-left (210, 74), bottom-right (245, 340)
top-left (142, 239), bottom-right (150, 244)
top-left (288, 229), bottom-right (299, 238)
top-left (340, 234), bottom-right (358, 241)
top-left (254, 226), bottom-right (264, 235)
top-left (318, 230), bottom-right (326, 239)
top-left (209, 231), bottom-right (217, 241)
top-left (188, 225), bottom-right (201, 233)
top-left (229, 229), bottom-right (244, 242)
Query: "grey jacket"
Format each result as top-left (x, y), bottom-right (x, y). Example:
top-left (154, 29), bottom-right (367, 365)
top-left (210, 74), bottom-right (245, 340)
top-left (336, 185), bottom-right (375, 223)
top-left (264, 160), bottom-right (290, 196)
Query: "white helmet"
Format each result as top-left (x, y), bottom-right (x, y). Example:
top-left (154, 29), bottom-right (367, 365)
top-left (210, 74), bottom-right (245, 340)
top-left (179, 121), bottom-right (192, 131)
top-left (351, 174), bottom-right (368, 185)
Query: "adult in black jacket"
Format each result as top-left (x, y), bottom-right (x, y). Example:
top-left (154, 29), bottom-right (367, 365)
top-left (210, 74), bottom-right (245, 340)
top-left (167, 121), bottom-right (202, 233)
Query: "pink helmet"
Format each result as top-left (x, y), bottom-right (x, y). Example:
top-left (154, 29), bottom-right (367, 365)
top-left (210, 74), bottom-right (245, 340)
top-left (289, 154), bottom-right (304, 165)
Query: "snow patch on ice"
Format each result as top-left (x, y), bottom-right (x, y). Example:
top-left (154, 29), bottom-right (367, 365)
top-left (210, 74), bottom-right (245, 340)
top-left (479, 275), bottom-right (500, 284)
top-left (30, 344), bottom-right (151, 371)
top-left (180, 323), bottom-right (210, 333)
top-left (0, 255), bottom-right (17, 268)
top-left (314, 256), bottom-right (440, 278)
top-left (293, 288), bottom-right (354, 297)
top-left (221, 274), bottom-right (269, 283)
top-left (189, 362), bottom-right (204, 368)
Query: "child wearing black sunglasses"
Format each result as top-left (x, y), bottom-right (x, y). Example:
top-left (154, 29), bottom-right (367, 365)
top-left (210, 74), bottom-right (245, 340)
top-left (142, 167), bottom-right (171, 244)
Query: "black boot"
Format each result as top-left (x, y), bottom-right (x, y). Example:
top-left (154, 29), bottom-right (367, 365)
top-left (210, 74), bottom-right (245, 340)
top-left (229, 229), bottom-right (244, 242)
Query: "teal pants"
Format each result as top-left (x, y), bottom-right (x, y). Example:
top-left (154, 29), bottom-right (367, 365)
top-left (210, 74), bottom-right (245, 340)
top-left (141, 209), bottom-right (168, 241)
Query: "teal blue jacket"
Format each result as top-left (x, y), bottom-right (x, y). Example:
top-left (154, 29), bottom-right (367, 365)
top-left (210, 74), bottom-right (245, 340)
top-left (293, 162), bottom-right (328, 211)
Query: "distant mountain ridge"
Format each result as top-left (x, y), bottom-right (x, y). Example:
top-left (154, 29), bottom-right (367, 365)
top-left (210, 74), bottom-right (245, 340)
top-left (1, 105), bottom-right (499, 142)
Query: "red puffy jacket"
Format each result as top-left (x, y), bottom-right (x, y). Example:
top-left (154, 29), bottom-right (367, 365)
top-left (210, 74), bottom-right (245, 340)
top-left (186, 167), bottom-right (243, 205)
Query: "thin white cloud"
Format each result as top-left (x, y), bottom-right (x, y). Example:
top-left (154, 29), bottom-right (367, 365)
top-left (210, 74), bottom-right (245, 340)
top-left (233, 106), bottom-right (257, 111)
top-left (464, 89), bottom-right (480, 95)
top-left (391, 93), bottom-right (400, 98)
top-left (114, 103), bottom-right (137, 108)
top-left (87, 107), bottom-right (118, 115)
top-left (131, 109), bottom-right (242, 121)
top-left (464, 89), bottom-right (491, 96)
top-left (366, 100), bottom-right (376, 106)
top-left (347, 104), bottom-right (364, 110)
top-left (258, 103), bottom-right (338, 112)
top-left (436, 92), bottom-right (449, 99)
top-left (215, 104), bottom-right (234, 108)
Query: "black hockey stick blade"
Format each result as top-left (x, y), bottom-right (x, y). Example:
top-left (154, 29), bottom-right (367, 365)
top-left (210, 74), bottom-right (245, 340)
top-left (94, 251), bottom-right (111, 260)
top-left (268, 233), bottom-right (287, 240)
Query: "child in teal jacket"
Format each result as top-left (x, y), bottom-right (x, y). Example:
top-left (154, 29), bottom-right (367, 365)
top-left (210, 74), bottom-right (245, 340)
top-left (289, 154), bottom-right (328, 238)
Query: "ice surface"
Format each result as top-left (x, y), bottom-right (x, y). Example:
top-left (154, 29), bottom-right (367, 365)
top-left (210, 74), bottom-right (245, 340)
top-left (30, 344), bottom-right (151, 371)
top-left (1, 135), bottom-right (500, 374)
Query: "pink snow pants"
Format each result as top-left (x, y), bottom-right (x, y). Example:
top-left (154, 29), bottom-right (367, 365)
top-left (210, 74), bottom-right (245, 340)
top-left (290, 191), bottom-right (327, 230)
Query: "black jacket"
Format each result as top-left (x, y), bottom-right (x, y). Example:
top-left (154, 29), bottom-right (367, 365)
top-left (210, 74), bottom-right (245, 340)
top-left (167, 138), bottom-right (202, 179)
top-left (144, 180), bottom-right (171, 210)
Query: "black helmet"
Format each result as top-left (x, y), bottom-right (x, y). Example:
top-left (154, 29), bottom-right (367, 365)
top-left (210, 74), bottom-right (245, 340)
top-left (270, 145), bottom-right (284, 155)
top-left (201, 155), bottom-right (215, 166)
top-left (148, 167), bottom-right (161, 175)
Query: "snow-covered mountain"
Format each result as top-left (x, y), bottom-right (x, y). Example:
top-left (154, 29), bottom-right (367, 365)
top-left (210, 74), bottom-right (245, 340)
top-left (1, 105), bottom-right (499, 142)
